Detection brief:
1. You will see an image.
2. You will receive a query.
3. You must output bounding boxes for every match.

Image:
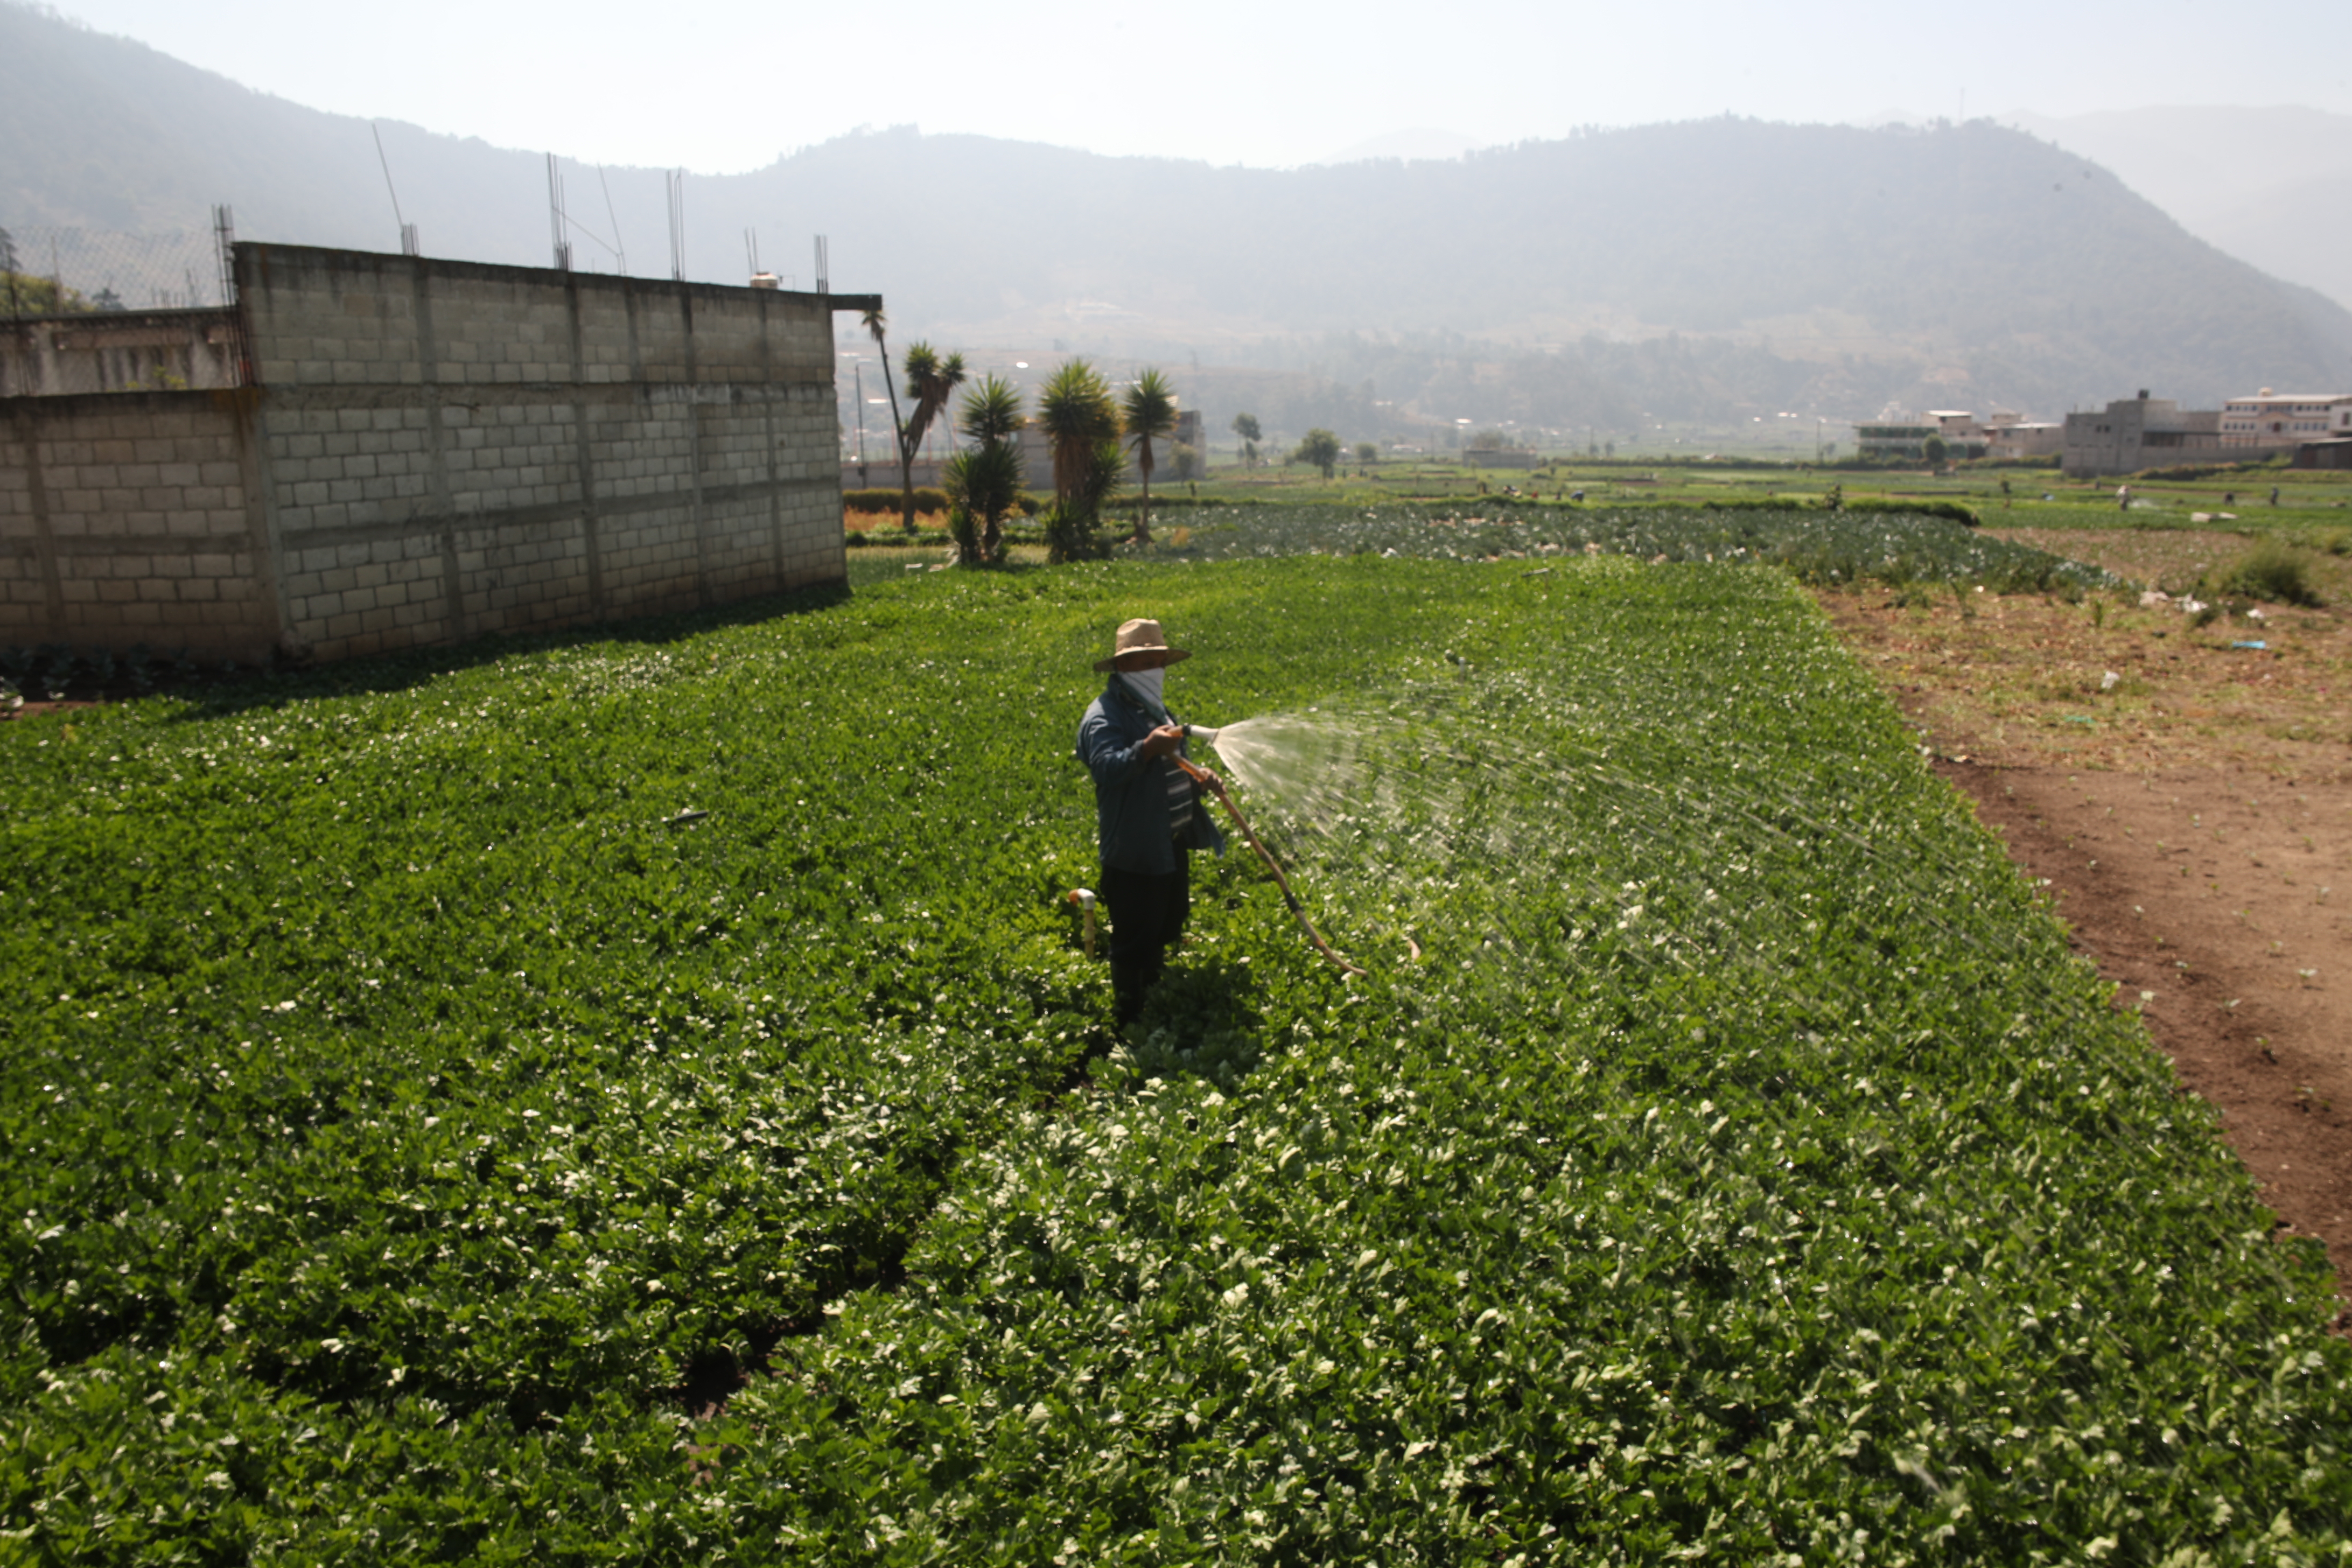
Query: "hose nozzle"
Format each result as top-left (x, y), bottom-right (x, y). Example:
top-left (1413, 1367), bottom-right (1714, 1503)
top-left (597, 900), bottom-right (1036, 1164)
top-left (1182, 723), bottom-right (1220, 744)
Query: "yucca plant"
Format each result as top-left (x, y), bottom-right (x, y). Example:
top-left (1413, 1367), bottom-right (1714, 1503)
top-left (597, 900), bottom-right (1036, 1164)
top-left (858, 312), bottom-right (968, 534)
top-left (945, 375), bottom-right (1027, 564)
top-left (859, 306), bottom-right (908, 520)
top-left (957, 373), bottom-right (1024, 447)
top-left (1038, 360), bottom-right (1119, 506)
top-left (898, 343), bottom-right (967, 532)
top-left (1038, 436), bottom-right (1126, 563)
top-left (1038, 361), bottom-right (1122, 561)
top-left (1120, 367), bottom-right (1177, 544)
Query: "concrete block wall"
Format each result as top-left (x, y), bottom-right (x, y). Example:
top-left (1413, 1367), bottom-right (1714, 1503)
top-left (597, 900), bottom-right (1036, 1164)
top-left (2, 391), bottom-right (276, 657)
top-left (0, 242), bottom-right (866, 665)
top-left (2, 310), bottom-right (244, 398)
top-left (237, 244), bottom-right (860, 662)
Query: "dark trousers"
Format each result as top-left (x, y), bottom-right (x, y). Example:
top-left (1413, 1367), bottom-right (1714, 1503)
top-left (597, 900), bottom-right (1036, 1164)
top-left (1102, 855), bottom-right (1191, 1027)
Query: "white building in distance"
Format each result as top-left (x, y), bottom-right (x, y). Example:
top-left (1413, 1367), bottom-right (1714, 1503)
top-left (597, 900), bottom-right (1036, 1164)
top-left (1854, 408), bottom-right (2060, 461)
top-left (2220, 389), bottom-right (2352, 447)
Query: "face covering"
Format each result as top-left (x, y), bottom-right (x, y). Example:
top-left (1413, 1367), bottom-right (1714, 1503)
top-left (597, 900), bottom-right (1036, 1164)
top-left (1121, 666), bottom-right (1167, 716)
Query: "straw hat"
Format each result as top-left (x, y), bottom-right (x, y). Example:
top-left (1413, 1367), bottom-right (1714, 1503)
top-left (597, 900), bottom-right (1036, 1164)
top-left (1093, 618), bottom-right (1192, 673)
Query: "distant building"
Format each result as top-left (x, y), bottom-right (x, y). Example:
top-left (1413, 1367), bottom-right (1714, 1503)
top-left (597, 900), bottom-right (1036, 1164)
top-left (2060, 391), bottom-right (2223, 477)
top-left (2061, 386), bottom-right (2349, 476)
top-left (1856, 421), bottom-right (1935, 459)
top-left (2220, 389), bottom-right (2352, 446)
top-left (1857, 405), bottom-right (2117, 466)
top-left (1979, 410), bottom-right (2063, 460)
top-left (1854, 409), bottom-right (2008, 460)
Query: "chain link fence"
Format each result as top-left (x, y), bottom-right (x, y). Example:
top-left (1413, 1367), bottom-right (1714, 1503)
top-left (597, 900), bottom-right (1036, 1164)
top-left (1, 223), bottom-right (230, 315)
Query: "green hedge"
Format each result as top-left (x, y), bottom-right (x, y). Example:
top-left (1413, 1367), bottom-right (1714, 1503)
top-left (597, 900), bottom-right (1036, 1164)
top-left (843, 487), bottom-right (952, 515)
top-left (1845, 497), bottom-right (1982, 528)
top-left (844, 528), bottom-right (953, 548)
top-left (2127, 458), bottom-right (2288, 482)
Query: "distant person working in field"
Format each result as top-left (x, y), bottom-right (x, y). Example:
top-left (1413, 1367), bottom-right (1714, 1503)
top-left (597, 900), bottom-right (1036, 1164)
top-left (1077, 619), bottom-right (1226, 1030)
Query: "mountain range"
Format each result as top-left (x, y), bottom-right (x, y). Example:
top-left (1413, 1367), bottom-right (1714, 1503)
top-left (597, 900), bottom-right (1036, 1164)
top-left (6, 1), bottom-right (2351, 444)
top-left (2004, 106), bottom-right (2352, 318)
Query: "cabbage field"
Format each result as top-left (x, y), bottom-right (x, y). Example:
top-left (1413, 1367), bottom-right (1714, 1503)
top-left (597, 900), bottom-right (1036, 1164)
top-left (4, 552), bottom-right (2346, 1563)
top-left (1135, 501), bottom-right (2118, 594)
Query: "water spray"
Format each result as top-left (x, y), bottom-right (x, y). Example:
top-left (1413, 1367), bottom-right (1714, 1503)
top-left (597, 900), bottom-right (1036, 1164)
top-left (1175, 732), bottom-right (1364, 977)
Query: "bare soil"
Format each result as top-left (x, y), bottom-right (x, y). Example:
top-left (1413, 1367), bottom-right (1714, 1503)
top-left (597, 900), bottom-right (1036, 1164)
top-left (1818, 528), bottom-right (2352, 1307)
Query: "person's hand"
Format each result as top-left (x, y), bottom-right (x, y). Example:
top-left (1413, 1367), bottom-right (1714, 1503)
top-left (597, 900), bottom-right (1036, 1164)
top-left (1142, 723), bottom-right (1186, 759)
top-left (1193, 767), bottom-right (1221, 793)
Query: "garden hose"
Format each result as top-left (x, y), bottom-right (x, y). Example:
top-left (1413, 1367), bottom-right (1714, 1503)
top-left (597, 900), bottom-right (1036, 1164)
top-left (1172, 752), bottom-right (1366, 978)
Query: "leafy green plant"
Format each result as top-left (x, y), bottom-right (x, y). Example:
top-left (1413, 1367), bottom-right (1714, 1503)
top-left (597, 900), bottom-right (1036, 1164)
top-left (2, 557), bottom-right (2343, 1561)
top-left (1119, 500), bottom-right (2089, 589)
top-left (2215, 537), bottom-right (2325, 607)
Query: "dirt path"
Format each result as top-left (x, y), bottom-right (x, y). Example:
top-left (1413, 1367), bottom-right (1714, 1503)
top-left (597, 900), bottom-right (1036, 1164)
top-left (1818, 530), bottom-right (2352, 1308)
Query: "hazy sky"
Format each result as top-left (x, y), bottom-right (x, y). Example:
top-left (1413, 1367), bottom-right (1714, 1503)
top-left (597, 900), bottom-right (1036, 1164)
top-left (48, 0), bottom-right (2352, 172)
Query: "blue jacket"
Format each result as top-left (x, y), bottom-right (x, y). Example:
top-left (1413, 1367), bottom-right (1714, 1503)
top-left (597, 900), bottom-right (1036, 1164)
top-left (1077, 675), bottom-right (1227, 874)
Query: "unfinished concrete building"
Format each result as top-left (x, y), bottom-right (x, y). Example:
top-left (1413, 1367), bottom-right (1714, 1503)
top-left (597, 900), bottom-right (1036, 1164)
top-left (2061, 391), bottom-right (2224, 478)
top-left (1, 305), bottom-right (244, 396)
top-left (3, 243), bottom-right (875, 664)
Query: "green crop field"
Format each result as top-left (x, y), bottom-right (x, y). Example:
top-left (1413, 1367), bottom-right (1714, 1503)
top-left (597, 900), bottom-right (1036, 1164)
top-left (4, 552), bottom-right (2347, 1563)
top-left (1178, 457), bottom-right (2352, 554)
top-left (1131, 503), bottom-right (2115, 594)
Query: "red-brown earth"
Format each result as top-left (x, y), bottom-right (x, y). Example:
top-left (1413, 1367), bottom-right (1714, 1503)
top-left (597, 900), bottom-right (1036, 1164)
top-left (1818, 528), bottom-right (2351, 1311)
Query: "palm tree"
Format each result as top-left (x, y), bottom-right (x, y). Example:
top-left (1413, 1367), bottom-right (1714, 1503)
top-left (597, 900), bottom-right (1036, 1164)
top-left (895, 343), bottom-right (967, 531)
top-left (1120, 368), bottom-right (1177, 544)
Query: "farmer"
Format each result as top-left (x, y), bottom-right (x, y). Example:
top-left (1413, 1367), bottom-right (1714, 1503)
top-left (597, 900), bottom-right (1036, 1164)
top-left (1077, 618), bottom-right (1226, 1029)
